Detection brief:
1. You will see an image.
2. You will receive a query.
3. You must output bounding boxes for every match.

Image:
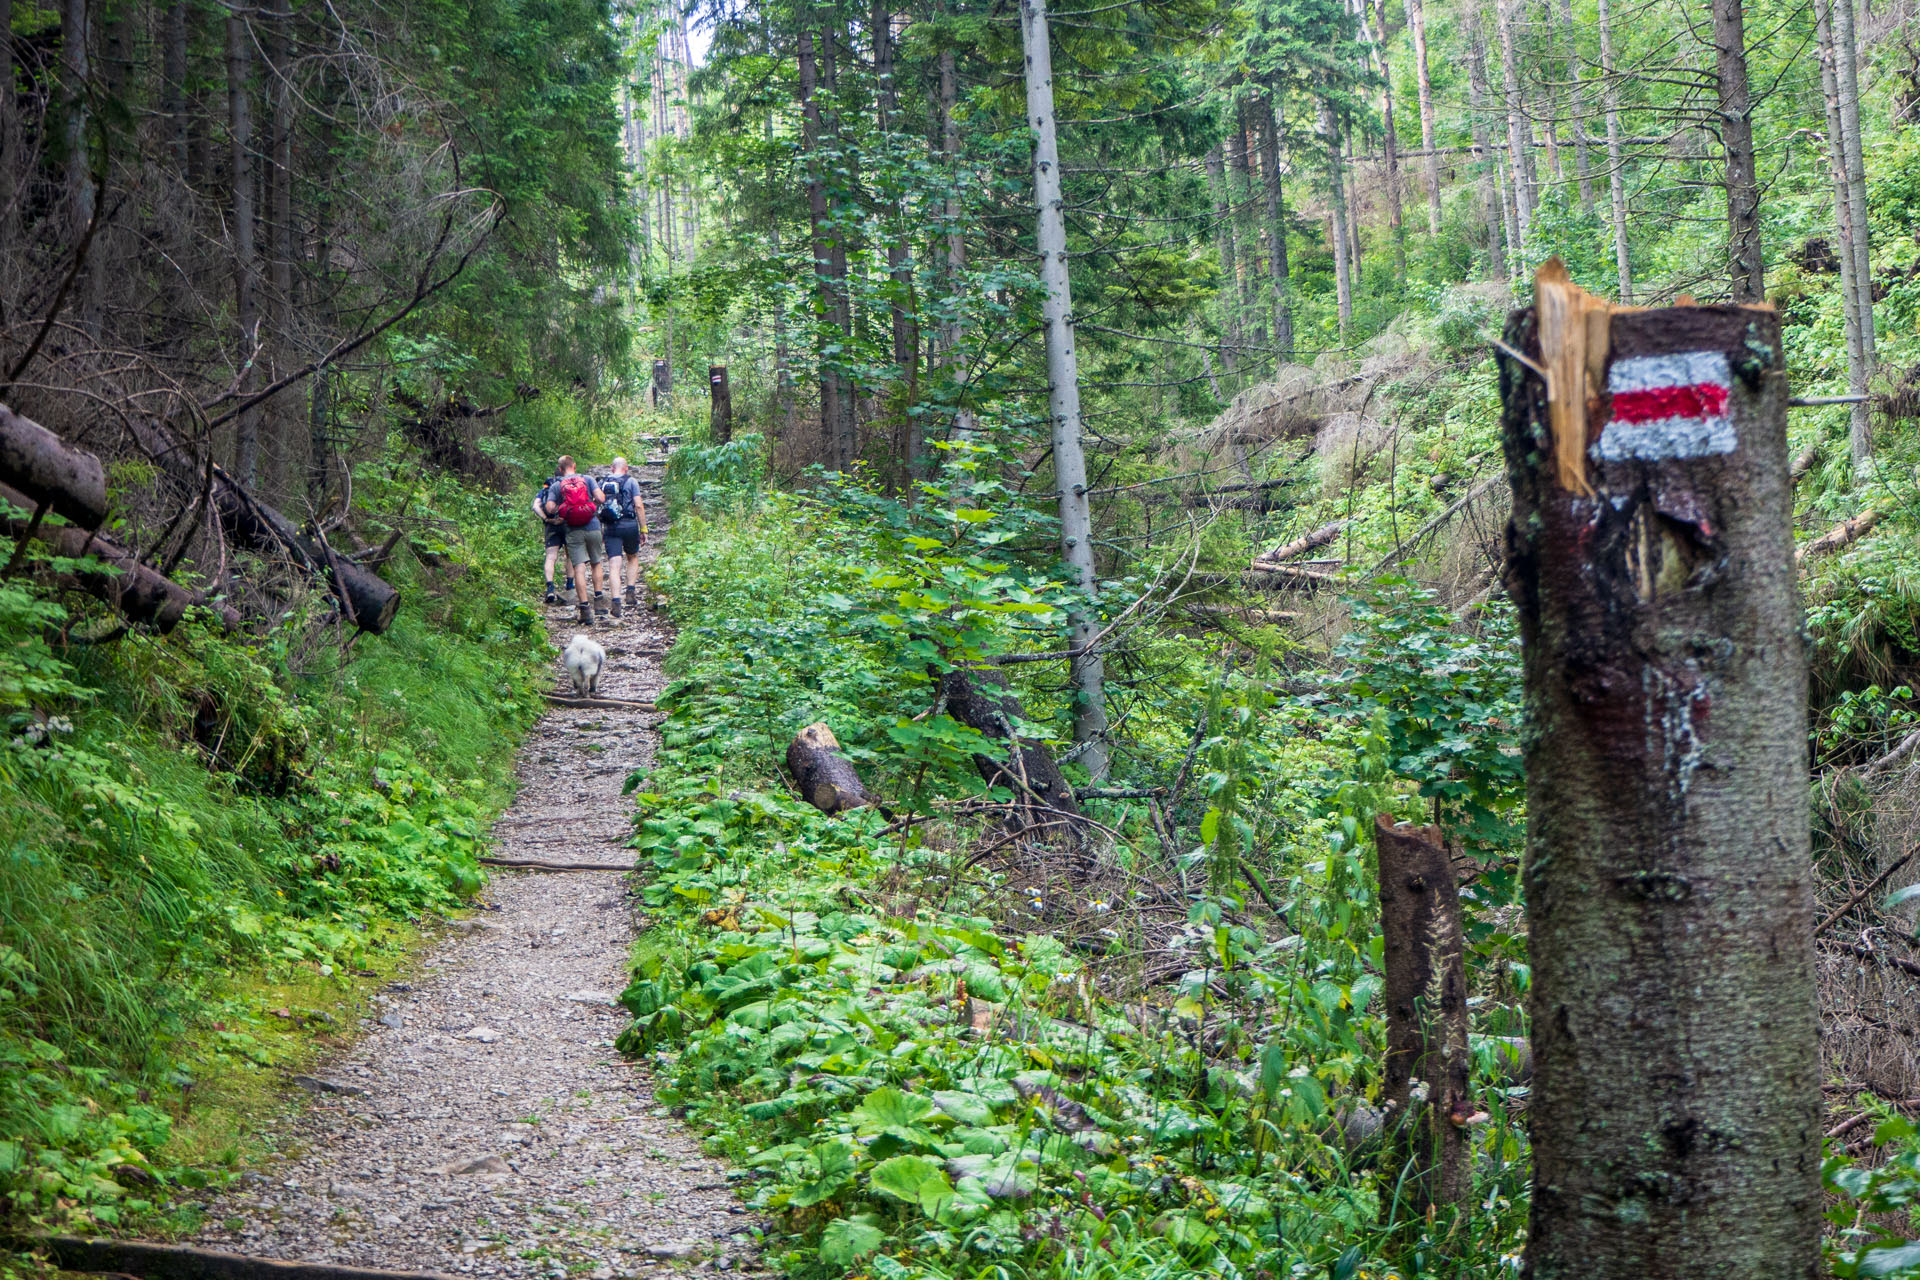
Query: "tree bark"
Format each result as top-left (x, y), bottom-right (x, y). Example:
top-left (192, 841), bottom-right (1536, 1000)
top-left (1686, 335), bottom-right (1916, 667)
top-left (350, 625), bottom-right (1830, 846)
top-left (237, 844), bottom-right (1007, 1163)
top-left (1321, 100), bottom-right (1353, 333)
top-left (1256, 82), bottom-right (1294, 360)
top-left (1712, 0), bottom-right (1764, 301)
top-left (0, 0), bottom-right (15, 253)
top-left (1495, 0), bottom-right (1535, 251)
top-left (820, 21), bottom-right (856, 469)
top-left (873, 1), bottom-right (918, 478)
top-left (1205, 144), bottom-right (1240, 378)
top-left (1367, 0), bottom-right (1406, 278)
top-left (797, 26), bottom-right (848, 470)
top-left (1465, 4), bottom-right (1510, 277)
top-left (1597, 0), bottom-right (1631, 299)
top-left (1501, 295), bottom-right (1819, 1278)
top-left (1555, 0), bottom-right (1594, 210)
top-left (938, 40), bottom-right (979, 451)
top-left (227, 6), bottom-right (263, 485)
top-left (708, 365), bottom-right (731, 444)
top-left (786, 722), bottom-right (872, 814)
top-left (0, 404), bottom-right (110, 527)
top-left (1375, 816), bottom-right (1470, 1216)
top-left (1020, 0), bottom-right (1108, 779)
top-left (1407, 0), bottom-right (1444, 235)
top-left (1816, 0), bottom-right (1869, 467)
top-left (1230, 97), bottom-right (1261, 346)
top-left (1832, 0), bottom-right (1874, 469)
top-left (939, 665), bottom-right (1080, 817)
top-left (61, 0), bottom-right (91, 240)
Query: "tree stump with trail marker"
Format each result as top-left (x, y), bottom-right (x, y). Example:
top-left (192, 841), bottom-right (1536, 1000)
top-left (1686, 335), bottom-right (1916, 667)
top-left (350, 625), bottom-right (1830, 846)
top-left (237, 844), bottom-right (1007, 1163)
top-left (709, 366), bottom-right (732, 444)
top-left (786, 722), bottom-right (871, 814)
top-left (1502, 262), bottom-right (1819, 1278)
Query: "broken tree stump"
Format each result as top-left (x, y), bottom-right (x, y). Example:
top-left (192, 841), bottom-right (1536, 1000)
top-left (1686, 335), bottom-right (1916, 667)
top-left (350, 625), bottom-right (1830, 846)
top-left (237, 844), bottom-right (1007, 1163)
top-left (786, 722), bottom-right (872, 814)
top-left (1501, 266), bottom-right (1818, 1278)
top-left (1374, 815), bottom-right (1471, 1217)
top-left (938, 665), bottom-right (1080, 818)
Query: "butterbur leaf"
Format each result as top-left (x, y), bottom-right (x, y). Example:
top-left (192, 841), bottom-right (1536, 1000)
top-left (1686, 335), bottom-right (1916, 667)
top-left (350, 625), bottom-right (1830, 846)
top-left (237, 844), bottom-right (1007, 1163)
top-left (868, 1154), bottom-right (950, 1213)
top-left (819, 1217), bottom-right (886, 1265)
top-left (931, 1090), bottom-right (995, 1126)
top-left (1850, 1240), bottom-right (1920, 1278)
top-left (788, 1139), bottom-right (857, 1208)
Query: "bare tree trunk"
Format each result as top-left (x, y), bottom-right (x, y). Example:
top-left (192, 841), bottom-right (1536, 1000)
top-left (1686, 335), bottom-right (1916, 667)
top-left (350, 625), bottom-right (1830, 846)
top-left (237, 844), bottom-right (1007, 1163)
top-left (1833, 0), bottom-right (1874, 469)
top-left (1230, 97), bottom-right (1260, 345)
top-left (1322, 100), bottom-right (1353, 333)
top-left (1816, 0), bottom-right (1869, 467)
top-left (1368, 0), bottom-right (1406, 277)
top-left (821, 21), bottom-right (856, 467)
top-left (0, 0), bottom-right (17, 253)
top-left (1598, 0), bottom-right (1632, 299)
top-left (227, 5), bottom-right (262, 485)
top-left (162, 0), bottom-right (189, 169)
top-left (1376, 817), bottom-right (1471, 1216)
top-left (1020, 0), bottom-right (1108, 780)
top-left (1408, 0), bottom-right (1443, 235)
top-left (62, 0), bottom-right (91, 237)
top-left (1557, 0), bottom-right (1593, 210)
top-left (938, 42), bottom-right (977, 451)
top-left (1538, 0), bottom-right (1562, 182)
top-left (1205, 144), bottom-right (1240, 378)
top-left (1495, 0), bottom-right (1535, 252)
top-left (1465, 5), bottom-right (1509, 277)
top-left (1504, 292), bottom-right (1819, 1279)
top-left (1713, 0), bottom-right (1764, 301)
top-left (798, 26), bottom-right (849, 471)
top-left (873, 2), bottom-right (918, 479)
top-left (1256, 81), bottom-right (1294, 360)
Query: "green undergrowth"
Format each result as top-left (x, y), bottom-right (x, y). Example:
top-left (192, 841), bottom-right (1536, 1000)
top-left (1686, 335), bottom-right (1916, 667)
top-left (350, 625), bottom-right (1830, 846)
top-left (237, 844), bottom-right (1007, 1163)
top-left (618, 465), bottom-right (1540, 1280)
top-left (0, 402), bottom-right (624, 1241)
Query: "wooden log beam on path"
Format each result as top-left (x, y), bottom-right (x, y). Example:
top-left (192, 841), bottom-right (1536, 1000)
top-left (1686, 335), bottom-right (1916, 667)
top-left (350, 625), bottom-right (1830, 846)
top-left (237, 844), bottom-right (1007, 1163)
top-left (128, 419), bottom-right (399, 632)
top-left (786, 721), bottom-right (872, 814)
top-left (0, 481), bottom-right (240, 631)
top-left (1797, 508), bottom-right (1880, 564)
top-left (543, 694), bottom-right (656, 711)
top-left (1501, 264), bottom-right (1819, 1277)
top-left (0, 404), bottom-right (109, 526)
top-left (1375, 816), bottom-right (1471, 1215)
top-left (477, 857), bottom-right (636, 872)
top-left (23, 1236), bottom-right (457, 1280)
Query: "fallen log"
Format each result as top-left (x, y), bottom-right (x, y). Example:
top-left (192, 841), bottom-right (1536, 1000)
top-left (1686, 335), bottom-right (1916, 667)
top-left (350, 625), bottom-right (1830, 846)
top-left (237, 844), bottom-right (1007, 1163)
top-left (939, 665), bottom-right (1080, 818)
top-left (128, 419), bottom-right (399, 632)
top-left (1192, 565), bottom-right (1339, 593)
top-left (1183, 604), bottom-right (1300, 625)
top-left (1252, 520), bottom-right (1345, 567)
top-left (786, 722), bottom-right (873, 814)
top-left (1798, 509), bottom-right (1881, 565)
top-left (0, 405), bottom-right (109, 527)
top-left (0, 481), bottom-right (239, 631)
top-left (24, 1236), bottom-right (456, 1280)
top-left (478, 857), bottom-right (636, 872)
top-left (544, 694), bottom-right (656, 711)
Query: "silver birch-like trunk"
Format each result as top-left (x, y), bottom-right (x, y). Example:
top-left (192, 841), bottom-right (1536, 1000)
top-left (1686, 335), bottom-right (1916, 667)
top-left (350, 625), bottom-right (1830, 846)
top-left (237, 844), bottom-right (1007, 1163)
top-left (1321, 99), bottom-right (1353, 332)
top-left (1465, 4), bottom-right (1509, 277)
top-left (1557, 0), bottom-right (1593, 210)
top-left (1833, 0), bottom-right (1874, 470)
top-left (1205, 144), bottom-right (1239, 377)
top-left (1407, 0), bottom-right (1443, 235)
top-left (938, 43), bottom-right (977, 449)
top-left (1817, 0), bottom-right (1871, 468)
top-left (1368, 0), bottom-right (1405, 277)
top-left (1598, 0), bottom-right (1631, 299)
top-left (1019, 0), bottom-right (1108, 780)
top-left (1495, 0), bottom-right (1534, 251)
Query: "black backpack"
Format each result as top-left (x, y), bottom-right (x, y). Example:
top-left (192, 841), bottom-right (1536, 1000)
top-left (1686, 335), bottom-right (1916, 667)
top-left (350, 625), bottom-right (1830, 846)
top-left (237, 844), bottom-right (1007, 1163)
top-left (601, 475), bottom-right (637, 523)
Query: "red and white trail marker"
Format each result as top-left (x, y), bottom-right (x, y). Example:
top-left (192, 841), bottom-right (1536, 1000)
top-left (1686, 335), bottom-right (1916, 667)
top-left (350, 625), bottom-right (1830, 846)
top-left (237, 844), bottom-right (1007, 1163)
top-left (1596, 351), bottom-right (1737, 463)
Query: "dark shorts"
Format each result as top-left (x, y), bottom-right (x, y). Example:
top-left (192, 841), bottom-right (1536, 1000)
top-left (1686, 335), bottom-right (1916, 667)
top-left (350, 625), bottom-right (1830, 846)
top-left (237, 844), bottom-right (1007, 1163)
top-left (608, 520), bottom-right (641, 556)
top-left (543, 522), bottom-right (565, 549)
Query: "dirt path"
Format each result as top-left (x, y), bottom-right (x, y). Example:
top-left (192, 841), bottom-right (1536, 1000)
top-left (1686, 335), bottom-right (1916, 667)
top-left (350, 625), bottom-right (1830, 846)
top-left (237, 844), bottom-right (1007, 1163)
top-left (193, 460), bottom-right (748, 1278)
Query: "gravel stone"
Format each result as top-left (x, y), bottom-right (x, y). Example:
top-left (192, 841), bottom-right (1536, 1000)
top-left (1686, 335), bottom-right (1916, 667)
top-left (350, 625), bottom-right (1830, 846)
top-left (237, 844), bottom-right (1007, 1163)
top-left (194, 479), bottom-right (760, 1277)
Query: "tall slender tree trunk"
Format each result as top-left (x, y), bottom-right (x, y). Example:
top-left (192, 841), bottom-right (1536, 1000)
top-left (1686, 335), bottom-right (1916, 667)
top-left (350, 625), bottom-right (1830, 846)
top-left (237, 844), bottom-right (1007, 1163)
top-left (1019, 0), bottom-right (1108, 780)
top-left (0, 0), bottom-right (18, 255)
top-left (1833, 0), bottom-right (1874, 469)
top-left (938, 42), bottom-right (977, 450)
top-left (1465, 6), bottom-right (1509, 277)
top-left (1495, 0), bottom-right (1535, 252)
top-left (1205, 144), bottom-right (1240, 378)
top-left (1257, 81), bottom-right (1294, 361)
top-left (1817, 0), bottom-right (1868, 467)
top-left (1598, 0), bottom-right (1632, 299)
top-left (1408, 0), bottom-right (1443, 235)
top-left (797, 27), bottom-right (848, 470)
top-left (227, 5), bottom-right (262, 485)
top-left (1538, 0), bottom-right (1562, 182)
top-left (1504, 291), bottom-right (1819, 1280)
top-left (1557, 0), bottom-right (1594, 210)
top-left (162, 0), bottom-right (189, 169)
top-left (1369, 0), bottom-right (1406, 277)
top-left (1322, 99), bottom-right (1353, 333)
top-left (1230, 97), bottom-right (1261, 345)
top-left (873, 1), bottom-right (918, 478)
top-left (821, 20), bottom-right (855, 466)
top-left (61, 0), bottom-right (96, 336)
top-left (1712, 0), bottom-right (1764, 300)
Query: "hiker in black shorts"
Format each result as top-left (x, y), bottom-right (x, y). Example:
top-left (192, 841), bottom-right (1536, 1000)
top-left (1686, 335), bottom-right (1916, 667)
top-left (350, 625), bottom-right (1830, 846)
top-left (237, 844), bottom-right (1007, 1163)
top-left (534, 468), bottom-right (566, 604)
top-left (602, 457), bottom-right (648, 610)
top-left (541, 457), bottom-right (621, 625)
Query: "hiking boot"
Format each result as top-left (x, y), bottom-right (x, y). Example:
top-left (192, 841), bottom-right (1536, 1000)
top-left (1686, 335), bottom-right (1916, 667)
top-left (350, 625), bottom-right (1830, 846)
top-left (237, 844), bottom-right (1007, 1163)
top-left (593, 591), bottom-right (608, 617)
top-left (576, 601), bottom-right (594, 626)
top-left (544, 582), bottom-right (559, 606)
top-left (623, 585), bottom-right (637, 608)
top-left (610, 594), bottom-right (623, 619)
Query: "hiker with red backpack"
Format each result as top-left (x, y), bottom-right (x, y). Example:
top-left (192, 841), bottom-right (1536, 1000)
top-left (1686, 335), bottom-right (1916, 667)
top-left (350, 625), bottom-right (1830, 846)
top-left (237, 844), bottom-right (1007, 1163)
top-left (542, 457), bottom-right (621, 624)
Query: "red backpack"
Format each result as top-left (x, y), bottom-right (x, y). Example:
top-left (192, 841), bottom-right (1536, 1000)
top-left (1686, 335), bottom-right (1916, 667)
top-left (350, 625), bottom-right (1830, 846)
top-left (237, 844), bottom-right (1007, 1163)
top-left (555, 475), bottom-right (598, 527)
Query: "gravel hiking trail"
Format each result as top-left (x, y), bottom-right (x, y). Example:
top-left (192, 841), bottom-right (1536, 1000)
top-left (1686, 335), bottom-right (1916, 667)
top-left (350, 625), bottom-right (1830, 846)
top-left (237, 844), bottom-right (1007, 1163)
top-left (193, 455), bottom-right (755, 1279)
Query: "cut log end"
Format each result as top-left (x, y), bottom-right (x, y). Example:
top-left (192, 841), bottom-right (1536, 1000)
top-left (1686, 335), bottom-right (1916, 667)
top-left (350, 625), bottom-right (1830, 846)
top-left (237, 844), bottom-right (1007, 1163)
top-left (786, 722), bottom-right (872, 814)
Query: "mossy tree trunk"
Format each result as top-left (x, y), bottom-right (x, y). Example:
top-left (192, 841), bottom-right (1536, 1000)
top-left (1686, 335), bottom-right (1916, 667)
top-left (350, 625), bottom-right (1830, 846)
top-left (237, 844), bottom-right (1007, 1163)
top-left (1501, 300), bottom-right (1819, 1279)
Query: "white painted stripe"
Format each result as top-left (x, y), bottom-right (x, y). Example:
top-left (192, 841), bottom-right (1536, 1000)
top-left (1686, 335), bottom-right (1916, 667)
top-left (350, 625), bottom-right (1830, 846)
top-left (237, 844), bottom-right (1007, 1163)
top-left (1607, 350), bottom-right (1732, 395)
top-left (1594, 414), bottom-right (1737, 462)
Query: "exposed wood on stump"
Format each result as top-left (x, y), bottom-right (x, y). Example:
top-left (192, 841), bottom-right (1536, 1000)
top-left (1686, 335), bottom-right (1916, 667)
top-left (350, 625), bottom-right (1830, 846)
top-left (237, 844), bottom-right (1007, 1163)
top-left (938, 665), bottom-right (1080, 818)
top-left (1797, 508), bottom-right (1879, 564)
top-left (785, 721), bottom-right (872, 814)
top-left (1374, 815), bottom-right (1471, 1216)
top-left (130, 419), bottom-right (399, 632)
top-left (1501, 291), bottom-right (1819, 1278)
top-left (0, 405), bottom-right (109, 527)
top-left (0, 481), bottom-right (239, 631)
top-left (708, 365), bottom-right (732, 444)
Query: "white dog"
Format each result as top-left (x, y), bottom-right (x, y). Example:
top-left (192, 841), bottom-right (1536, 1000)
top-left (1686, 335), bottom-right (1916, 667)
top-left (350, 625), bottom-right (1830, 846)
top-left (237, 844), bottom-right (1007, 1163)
top-left (563, 634), bottom-right (606, 697)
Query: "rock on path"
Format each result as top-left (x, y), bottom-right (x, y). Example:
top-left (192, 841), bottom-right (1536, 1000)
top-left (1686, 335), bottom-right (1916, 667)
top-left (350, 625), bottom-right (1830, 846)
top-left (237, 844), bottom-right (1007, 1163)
top-left (194, 465), bottom-right (751, 1278)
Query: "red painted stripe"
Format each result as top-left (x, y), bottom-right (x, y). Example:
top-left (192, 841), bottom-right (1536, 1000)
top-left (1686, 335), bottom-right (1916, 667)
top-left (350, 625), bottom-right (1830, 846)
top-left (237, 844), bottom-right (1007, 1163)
top-left (1610, 382), bottom-right (1729, 424)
